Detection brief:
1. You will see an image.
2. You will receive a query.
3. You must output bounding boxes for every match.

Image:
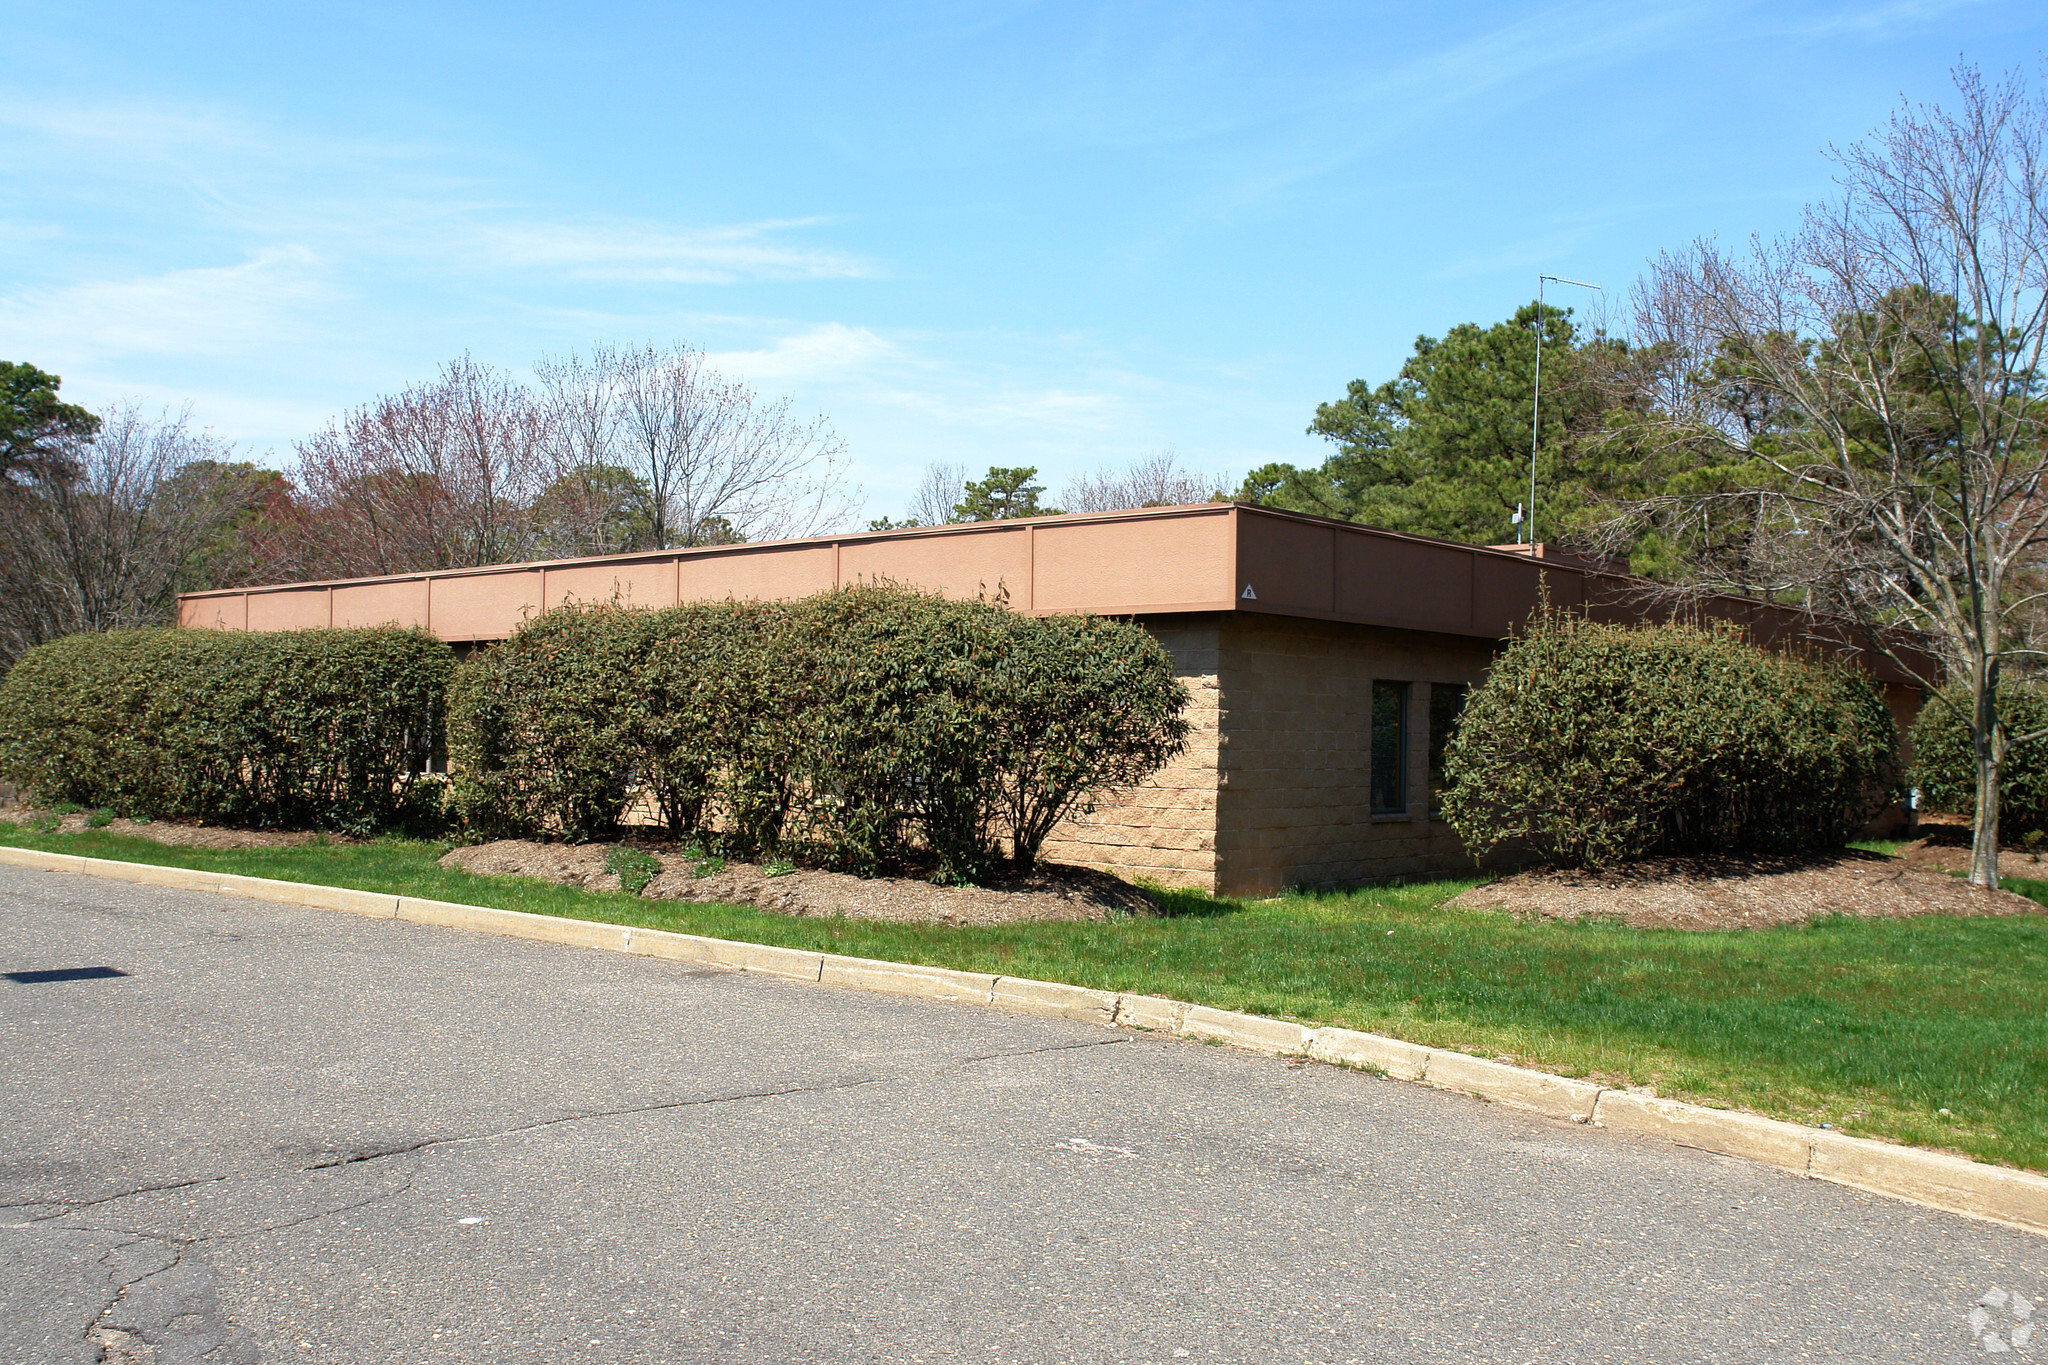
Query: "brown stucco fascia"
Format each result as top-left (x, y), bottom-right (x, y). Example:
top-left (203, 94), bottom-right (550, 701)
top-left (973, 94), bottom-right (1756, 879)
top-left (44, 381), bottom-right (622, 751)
top-left (175, 501), bottom-right (1928, 682)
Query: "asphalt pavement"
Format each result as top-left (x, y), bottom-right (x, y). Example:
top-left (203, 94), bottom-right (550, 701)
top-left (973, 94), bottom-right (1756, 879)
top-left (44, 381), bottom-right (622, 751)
top-left (4, 863), bottom-right (2044, 1364)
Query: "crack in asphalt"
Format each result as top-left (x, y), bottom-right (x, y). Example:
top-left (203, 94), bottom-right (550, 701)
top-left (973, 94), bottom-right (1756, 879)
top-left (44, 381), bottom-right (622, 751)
top-left (15, 1173), bottom-right (230, 1225)
top-left (78, 1225), bottom-right (260, 1364)
top-left (309, 1074), bottom-right (892, 1168)
top-left (21, 1033), bottom-right (1131, 1223)
top-left (55, 1166), bottom-right (422, 1250)
top-left (83, 1230), bottom-right (185, 1359)
top-left (43, 1020), bottom-right (1106, 1362)
top-left (10, 1029), bottom-right (1139, 1359)
top-left (230, 1170), bottom-right (420, 1240)
top-left (312, 1033), bottom-right (1128, 1168)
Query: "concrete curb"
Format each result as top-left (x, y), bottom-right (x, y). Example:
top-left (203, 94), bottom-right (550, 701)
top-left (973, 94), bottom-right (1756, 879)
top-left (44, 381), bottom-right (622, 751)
top-left (8, 841), bottom-right (2046, 1237)
top-left (1425, 1050), bottom-right (1606, 1123)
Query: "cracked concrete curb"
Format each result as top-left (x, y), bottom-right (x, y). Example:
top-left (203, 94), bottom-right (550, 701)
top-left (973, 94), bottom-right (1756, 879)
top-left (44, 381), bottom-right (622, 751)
top-left (10, 843), bottom-right (2047, 1238)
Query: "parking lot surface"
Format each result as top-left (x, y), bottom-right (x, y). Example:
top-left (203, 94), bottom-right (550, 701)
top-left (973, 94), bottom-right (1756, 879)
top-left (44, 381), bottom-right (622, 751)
top-left (3, 864), bottom-right (2043, 1363)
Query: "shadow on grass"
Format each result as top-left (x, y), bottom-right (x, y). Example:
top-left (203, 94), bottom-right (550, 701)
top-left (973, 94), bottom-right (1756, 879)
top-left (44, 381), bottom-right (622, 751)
top-left (1139, 883), bottom-right (1246, 918)
top-left (2006, 875), bottom-right (2048, 908)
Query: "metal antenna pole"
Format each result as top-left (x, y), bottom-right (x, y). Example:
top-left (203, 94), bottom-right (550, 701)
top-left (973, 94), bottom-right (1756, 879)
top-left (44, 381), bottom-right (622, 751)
top-left (1528, 277), bottom-right (1543, 547)
top-left (1528, 273), bottom-right (1602, 550)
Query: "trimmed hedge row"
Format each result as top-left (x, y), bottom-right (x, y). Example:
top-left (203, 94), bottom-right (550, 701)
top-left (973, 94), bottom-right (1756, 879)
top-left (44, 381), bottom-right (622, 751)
top-left (450, 584), bottom-right (1192, 880)
top-left (1910, 684), bottom-right (2048, 837)
top-left (1442, 615), bottom-right (1898, 869)
top-left (0, 627), bottom-right (451, 833)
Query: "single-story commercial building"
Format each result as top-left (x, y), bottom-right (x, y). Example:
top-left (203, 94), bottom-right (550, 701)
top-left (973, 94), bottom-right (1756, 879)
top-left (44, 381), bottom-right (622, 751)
top-left (178, 503), bottom-right (1923, 896)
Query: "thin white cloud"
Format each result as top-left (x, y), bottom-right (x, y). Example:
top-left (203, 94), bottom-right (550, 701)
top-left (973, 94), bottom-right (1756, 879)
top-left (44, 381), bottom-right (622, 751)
top-left (1345, 2), bottom-right (1710, 112)
top-left (0, 97), bottom-right (259, 159)
top-left (868, 382), bottom-right (1125, 434)
top-left (1786, 0), bottom-right (1990, 40)
top-left (1196, 1), bottom-right (1718, 213)
top-left (0, 221), bottom-right (66, 271)
top-left (703, 319), bottom-right (1128, 434)
top-left (1, 96), bottom-right (879, 289)
top-left (535, 312), bottom-right (1295, 523)
top-left (1432, 226), bottom-right (1614, 284)
top-left (0, 248), bottom-right (334, 358)
top-left (0, 220), bottom-right (62, 246)
top-left (0, 95), bottom-right (444, 177)
top-left (478, 220), bottom-right (879, 284)
top-left (707, 322), bottom-right (902, 382)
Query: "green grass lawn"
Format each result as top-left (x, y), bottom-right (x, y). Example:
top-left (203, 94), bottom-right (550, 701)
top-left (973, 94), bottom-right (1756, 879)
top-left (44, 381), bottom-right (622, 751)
top-left (8, 820), bottom-right (2048, 1176)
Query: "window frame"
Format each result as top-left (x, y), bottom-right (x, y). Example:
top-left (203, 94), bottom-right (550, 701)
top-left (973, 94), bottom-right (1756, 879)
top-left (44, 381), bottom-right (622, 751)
top-left (1370, 680), bottom-right (1410, 816)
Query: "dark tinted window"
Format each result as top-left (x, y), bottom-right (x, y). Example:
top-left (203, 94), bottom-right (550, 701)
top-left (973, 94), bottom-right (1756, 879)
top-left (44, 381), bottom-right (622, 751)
top-left (1371, 681), bottom-right (1409, 814)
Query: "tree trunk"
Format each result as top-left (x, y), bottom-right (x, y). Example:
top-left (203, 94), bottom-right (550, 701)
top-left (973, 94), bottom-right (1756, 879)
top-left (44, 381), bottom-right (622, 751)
top-left (1971, 673), bottom-right (2003, 889)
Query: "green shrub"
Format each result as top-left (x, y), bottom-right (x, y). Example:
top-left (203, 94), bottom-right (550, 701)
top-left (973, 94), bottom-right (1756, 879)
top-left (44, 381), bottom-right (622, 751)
top-left (1442, 615), bottom-right (1898, 869)
top-left (1909, 683), bottom-right (2048, 836)
top-left (448, 606), bottom-right (649, 843)
top-left (0, 627), bottom-right (451, 834)
top-left (982, 612), bottom-right (1199, 871)
top-left (0, 631), bottom-right (189, 818)
top-left (764, 587), bottom-right (995, 876)
top-left (449, 584), bottom-right (1191, 880)
top-left (642, 599), bottom-right (799, 855)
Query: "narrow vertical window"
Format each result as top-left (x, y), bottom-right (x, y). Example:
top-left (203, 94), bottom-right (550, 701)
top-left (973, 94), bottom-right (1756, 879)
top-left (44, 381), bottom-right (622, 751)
top-left (1428, 683), bottom-right (1469, 814)
top-left (1371, 681), bottom-right (1409, 815)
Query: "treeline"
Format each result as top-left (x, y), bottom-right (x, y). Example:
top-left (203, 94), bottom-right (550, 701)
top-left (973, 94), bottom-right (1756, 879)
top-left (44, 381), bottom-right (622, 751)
top-left (0, 349), bottom-right (1239, 672)
top-left (1237, 302), bottom-right (1709, 566)
top-left (1245, 257), bottom-right (2046, 602)
top-left (0, 346), bottom-right (850, 669)
top-left (0, 374), bottom-right (294, 669)
top-left (869, 451), bottom-right (1230, 531)
top-left (1244, 302), bottom-right (1624, 546)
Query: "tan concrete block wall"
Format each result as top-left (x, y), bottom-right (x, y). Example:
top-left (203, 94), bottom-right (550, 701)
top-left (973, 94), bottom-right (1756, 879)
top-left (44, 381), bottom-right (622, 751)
top-left (1212, 616), bottom-right (1497, 897)
top-left (1041, 618), bottom-right (1223, 892)
top-left (1039, 610), bottom-right (1921, 897)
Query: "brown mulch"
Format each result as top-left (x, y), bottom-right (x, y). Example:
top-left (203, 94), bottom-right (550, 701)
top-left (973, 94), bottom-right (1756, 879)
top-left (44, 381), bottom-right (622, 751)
top-left (438, 838), bottom-right (1160, 926)
top-left (1449, 848), bottom-right (2040, 930)
top-left (12, 796), bottom-right (2038, 933)
top-left (0, 805), bottom-right (344, 850)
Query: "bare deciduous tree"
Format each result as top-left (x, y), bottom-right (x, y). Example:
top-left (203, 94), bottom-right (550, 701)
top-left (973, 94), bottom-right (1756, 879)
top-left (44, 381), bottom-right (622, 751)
top-left (0, 405), bottom-right (249, 664)
top-left (1061, 449), bottom-right (1223, 514)
top-left (1605, 65), bottom-right (2048, 887)
top-left (909, 461), bottom-right (965, 527)
top-left (544, 343), bottom-right (855, 550)
top-left (532, 348), bottom-right (653, 558)
top-left (292, 355), bottom-right (549, 577)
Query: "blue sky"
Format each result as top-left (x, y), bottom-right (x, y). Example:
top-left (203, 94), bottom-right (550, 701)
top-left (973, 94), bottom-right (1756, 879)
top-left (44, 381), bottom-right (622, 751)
top-left (5, 1), bottom-right (2043, 522)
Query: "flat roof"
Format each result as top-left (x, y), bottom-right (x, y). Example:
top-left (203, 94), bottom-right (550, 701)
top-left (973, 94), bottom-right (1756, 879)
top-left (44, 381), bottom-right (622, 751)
top-left (176, 502), bottom-right (1918, 681)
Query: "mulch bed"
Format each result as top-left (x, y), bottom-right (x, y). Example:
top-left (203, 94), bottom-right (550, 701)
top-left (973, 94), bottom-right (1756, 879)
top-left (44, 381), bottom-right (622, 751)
top-left (12, 800), bottom-right (2041, 933)
top-left (439, 838), bottom-right (1160, 926)
top-left (1450, 848), bottom-right (2040, 930)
